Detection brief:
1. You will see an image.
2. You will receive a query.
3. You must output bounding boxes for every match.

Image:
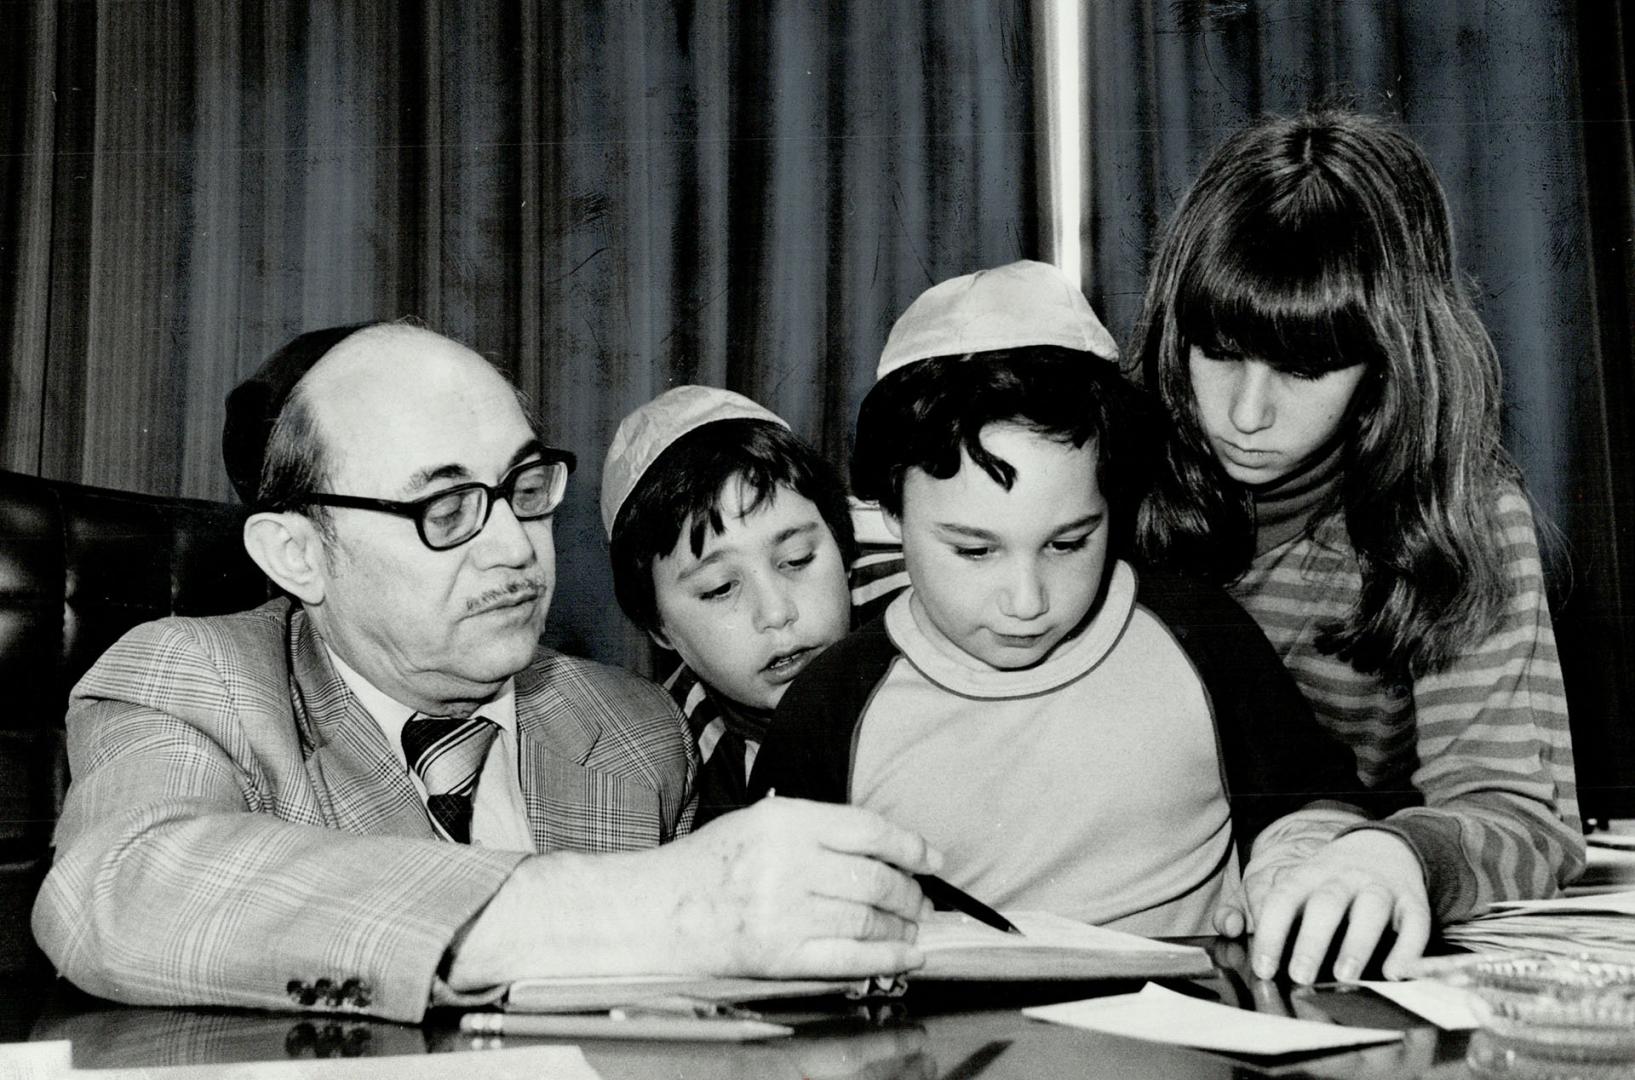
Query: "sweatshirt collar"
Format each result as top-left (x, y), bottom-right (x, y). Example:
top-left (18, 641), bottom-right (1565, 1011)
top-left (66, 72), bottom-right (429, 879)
top-left (884, 560), bottom-right (1137, 699)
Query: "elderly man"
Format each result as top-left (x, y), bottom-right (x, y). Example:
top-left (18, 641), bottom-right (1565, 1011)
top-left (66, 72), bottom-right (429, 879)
top-left (32, 322), bottom-right (938, 1022)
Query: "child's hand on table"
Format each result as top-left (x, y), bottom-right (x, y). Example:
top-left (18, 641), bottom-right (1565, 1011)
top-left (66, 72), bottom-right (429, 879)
top-left (1215, 830), bottom-right (1430, 985)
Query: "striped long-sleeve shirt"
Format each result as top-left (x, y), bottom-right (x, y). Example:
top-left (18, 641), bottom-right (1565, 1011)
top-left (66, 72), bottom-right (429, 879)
top-left (1229, 487), bottom-right (1584, 922)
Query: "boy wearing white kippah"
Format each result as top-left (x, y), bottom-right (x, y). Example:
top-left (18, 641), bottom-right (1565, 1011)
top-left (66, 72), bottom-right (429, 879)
top-left (602, 386), bottom-right (874, 824)
top-left (752, 261), bottom-right (1397, 943)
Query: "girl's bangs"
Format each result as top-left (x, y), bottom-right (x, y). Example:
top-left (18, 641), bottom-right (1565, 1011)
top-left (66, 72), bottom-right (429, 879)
top-left (1176, 219), bottom-right (1385, 377)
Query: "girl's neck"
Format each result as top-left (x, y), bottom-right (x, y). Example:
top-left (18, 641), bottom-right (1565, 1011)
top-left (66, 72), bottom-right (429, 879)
top-left (1245, 437), bottom-right (1347, 556)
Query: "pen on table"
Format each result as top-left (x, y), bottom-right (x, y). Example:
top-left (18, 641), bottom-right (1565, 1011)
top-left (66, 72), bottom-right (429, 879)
top-left (460, 1010), bottom-right (794, 1042)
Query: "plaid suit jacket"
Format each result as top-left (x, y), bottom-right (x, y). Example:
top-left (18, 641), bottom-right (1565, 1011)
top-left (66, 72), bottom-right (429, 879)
top-left (32, 599), bottom-right (695, 1022)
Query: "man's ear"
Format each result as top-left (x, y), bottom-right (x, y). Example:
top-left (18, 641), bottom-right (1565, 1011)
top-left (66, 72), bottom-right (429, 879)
top-left (882, 510), bottom-right (903, 541)
top-left (243, 512), bottom-right (329, 605)
top-left (647, 625), bottom-right (676, 652)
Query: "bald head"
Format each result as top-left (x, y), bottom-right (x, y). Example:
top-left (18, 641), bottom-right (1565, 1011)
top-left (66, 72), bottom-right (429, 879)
top-left (300, 325), bottom-right (528, 483)
top-left (256, 325), bottom-right (532, 528)
top-left (304, 322), bottom-right (496, 395)
top-left (243, 322), bottom-right (561, 713)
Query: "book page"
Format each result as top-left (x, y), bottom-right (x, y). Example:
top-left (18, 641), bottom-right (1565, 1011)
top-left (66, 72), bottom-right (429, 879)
top-left (919, 910), bottom-right (1210, 955)
top-left (916, 910), bottom-right (1213, 981)
top-left (503, 912), bottom-right (1213, 1008)
top-left (1487, 888), bottom-right (1635, 915)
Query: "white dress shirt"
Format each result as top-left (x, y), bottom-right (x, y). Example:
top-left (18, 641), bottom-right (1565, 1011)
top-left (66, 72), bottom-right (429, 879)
top-left (325, 646), bottom-right (535, 852)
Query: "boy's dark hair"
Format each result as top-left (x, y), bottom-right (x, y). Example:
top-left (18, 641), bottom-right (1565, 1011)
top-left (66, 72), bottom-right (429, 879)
top-left (610, 418), bottom-right (857, 633)
top-left (851, 346), bottom-right (1155, 553)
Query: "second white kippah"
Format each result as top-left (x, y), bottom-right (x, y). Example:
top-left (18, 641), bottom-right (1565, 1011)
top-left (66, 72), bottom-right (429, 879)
top-left (599, 385), bottom-right (789, 539)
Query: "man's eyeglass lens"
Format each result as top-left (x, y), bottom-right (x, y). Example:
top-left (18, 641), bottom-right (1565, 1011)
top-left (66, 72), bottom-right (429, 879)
top-left (422, 461), bottom-right (566, 548)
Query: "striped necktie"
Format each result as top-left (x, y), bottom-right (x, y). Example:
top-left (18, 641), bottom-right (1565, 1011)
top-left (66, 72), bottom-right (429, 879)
top-left (401, 714), bottom-right (499, 844)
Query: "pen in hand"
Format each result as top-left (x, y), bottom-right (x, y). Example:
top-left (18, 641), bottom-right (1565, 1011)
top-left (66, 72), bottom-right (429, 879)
top-left (762, 789), bottom-right (1020, 936)
top-left (915, 873), bottom-right (1023, 936)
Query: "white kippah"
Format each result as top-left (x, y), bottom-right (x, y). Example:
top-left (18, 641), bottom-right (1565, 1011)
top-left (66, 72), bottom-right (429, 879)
top-left (876, 259), bottom-right (1118, 380)
top-left (600, 385), bottom-right (788, 538)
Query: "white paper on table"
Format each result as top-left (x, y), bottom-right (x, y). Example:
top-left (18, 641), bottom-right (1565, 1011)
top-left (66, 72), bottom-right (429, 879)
top-left (0, 1039), bottom-right (72, 1078)
top-left (919, 910), bottom-right (1206, 954)
top-left (1587, 831), bottom-right (1635, 850)
top-left (1023, 983), bottom-right (1403, 1056)
top-left (1357, 980), bottom-right (1481, 1030)
top-left (65, 1045), bottom-right (601, 1080)
top-left (1486, 889), bottom-right (1635, 916)
top-left (1577, 845), bottom-right (1635, 893)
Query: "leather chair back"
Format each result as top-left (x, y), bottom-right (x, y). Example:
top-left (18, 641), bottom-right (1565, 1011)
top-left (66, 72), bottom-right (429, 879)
top-left (0, 470), bottom-right (266, 974)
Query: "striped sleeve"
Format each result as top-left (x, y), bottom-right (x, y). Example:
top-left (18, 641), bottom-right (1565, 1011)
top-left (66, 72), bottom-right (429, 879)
top-left (1351, 492), bottom-right (1585, 921)
top-left (664, 665), bottom-right (725, 766)
top-left (660, 664), bottom-right (748, 827)
top-left (847, 499), bottom-right (910, 625)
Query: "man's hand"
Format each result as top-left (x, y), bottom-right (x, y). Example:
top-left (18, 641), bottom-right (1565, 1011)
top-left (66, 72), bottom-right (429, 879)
top-left (657, 796), bottom-right (942, 978)
top-left (448, 796), bottom-right (940, 989)
top-left (1222, 829), bottom-right (1430, 985)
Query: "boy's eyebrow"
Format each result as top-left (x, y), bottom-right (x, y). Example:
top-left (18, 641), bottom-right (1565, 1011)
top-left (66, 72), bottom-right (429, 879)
top-left (672, 520), bottom-right (821, 582)
top-left (1051, 512), bottom-right (1105, 535)
top-left (771, 522), bottom-right (820, 545)
top-left (932, 513), bottom-right (1104, 541)
top-left (932, 523), bottom-right (1002, 542)
top-left (673, 547), bottom-right (729, 582)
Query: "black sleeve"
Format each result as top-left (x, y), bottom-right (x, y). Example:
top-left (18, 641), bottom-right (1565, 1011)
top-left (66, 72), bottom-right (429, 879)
top-left (747, 617), bottom-right (902, 804)
top-left (1135, 567), bottom-right (1419, 861)
top-left (692, 732), bottom-right (754, 828)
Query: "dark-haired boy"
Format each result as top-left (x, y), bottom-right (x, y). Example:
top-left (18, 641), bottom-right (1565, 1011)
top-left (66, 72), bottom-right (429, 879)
top-left (602, 385), bottom-right (864, 824)
top-left (752, 261), bottom-right (1386, 940)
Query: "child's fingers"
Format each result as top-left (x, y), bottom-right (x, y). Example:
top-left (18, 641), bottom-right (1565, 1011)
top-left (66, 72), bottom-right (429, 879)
top-left (1212, 904), bottom-right (1247, 938)
top-left (1380, 898), bottom-right (1433, 980)
top-left (1249, 885), bottom-right (1304, 980)
top-left (1331, 884), bottom-right (1395, 981)
top-left (1284, 883), bottom-right (1351, 985)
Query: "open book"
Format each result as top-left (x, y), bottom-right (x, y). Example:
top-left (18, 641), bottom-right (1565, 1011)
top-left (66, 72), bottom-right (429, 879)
top-left (915, 909), bottom-right (1212, 980)
top-left (501, 911), bottom-right (1213, 1013)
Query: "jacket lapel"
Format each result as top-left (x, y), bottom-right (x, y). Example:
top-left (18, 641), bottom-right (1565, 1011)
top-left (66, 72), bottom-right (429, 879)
top-left (287, 608), bottom-right (439, 840)
top-left (514, 658), bottom-right (664, 854)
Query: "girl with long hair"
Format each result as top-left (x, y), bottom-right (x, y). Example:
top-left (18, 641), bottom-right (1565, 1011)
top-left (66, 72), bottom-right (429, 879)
top-left (1133, 110), bottom-right (1582, 983)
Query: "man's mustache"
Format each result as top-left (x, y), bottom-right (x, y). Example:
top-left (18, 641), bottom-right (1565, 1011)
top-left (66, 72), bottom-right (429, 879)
top-left (465, 576), bottom-right (550, 613)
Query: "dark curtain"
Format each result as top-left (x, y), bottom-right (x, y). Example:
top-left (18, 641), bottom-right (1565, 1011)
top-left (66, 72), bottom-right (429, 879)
top-left (1083, 0), bottom-right (1635, 817)
top-left (1573, 1), bottom-right (1635, 819)
top-left (0, 0), bottom-right (1039, 672)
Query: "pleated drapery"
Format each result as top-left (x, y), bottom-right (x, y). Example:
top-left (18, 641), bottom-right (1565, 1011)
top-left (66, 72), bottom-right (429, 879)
top-left (0, 0), bottom-right (1040, 669)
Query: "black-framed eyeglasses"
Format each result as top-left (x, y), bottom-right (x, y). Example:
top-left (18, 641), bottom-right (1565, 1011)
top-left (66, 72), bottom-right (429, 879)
top-left (303, 449), bottom-right (577, 551)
